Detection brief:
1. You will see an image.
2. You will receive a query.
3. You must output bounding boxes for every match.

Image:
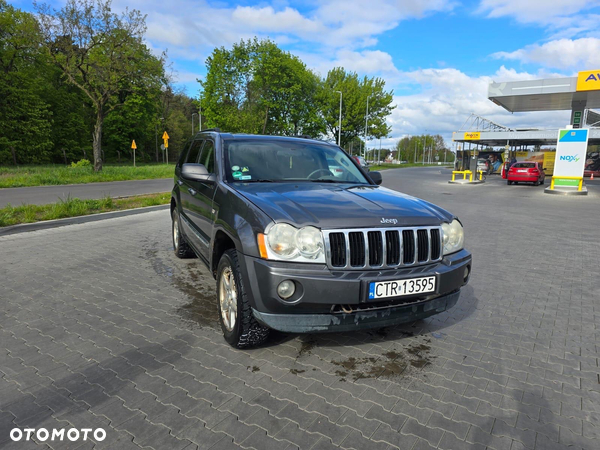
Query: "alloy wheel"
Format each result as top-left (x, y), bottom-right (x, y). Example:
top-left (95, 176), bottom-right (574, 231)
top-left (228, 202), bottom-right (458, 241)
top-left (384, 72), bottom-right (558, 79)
top-left (219, 267), bottom-right (238, 331)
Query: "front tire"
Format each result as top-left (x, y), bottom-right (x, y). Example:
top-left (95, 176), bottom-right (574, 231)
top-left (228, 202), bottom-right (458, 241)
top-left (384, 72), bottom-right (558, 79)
top-left (217, 249), bottom-right (269, 348)
top-left (172, 209), bottom-right (196, 258)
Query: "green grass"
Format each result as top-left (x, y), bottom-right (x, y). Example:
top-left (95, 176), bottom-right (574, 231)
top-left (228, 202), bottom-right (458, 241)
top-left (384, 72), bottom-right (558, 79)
top-left (0, 163), bottom-right (174, 188)
top-left (0, 193), bottom-right (171, 227)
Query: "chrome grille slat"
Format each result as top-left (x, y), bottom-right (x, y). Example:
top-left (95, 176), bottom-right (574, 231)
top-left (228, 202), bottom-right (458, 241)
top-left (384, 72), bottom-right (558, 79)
top-left (322, 226), bottom-right (443, 270)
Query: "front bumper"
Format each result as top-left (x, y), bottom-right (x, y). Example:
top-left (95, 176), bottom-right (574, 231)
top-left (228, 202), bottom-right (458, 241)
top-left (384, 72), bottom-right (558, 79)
top-left (237, 249), bottom-right (472, 332)
top-left (253, 290), bottom-right (460, 333)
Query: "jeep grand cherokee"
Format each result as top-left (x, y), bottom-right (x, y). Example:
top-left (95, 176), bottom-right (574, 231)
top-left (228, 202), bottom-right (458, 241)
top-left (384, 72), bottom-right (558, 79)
top-left (171, 131), bottom-right (471, 348)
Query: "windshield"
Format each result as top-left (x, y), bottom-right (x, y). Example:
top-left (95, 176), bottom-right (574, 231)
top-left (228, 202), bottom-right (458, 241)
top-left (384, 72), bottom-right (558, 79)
top-left (224, 139), bottom-right (370, 184)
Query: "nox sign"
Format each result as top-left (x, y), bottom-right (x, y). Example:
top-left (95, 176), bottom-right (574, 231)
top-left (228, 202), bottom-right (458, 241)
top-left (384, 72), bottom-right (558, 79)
top-left (559, 155), bottom-right (580, 162)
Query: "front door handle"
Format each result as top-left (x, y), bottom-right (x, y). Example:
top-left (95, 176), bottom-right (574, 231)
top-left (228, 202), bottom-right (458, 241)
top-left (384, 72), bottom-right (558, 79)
top-left (177, 180), bottom-right (183, 186)
top-left (188, 187), bottom-right (197, 196)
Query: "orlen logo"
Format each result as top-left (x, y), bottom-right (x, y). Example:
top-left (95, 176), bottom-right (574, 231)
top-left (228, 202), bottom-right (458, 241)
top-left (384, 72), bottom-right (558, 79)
top-left (559, 155), bottom-right (580, 162)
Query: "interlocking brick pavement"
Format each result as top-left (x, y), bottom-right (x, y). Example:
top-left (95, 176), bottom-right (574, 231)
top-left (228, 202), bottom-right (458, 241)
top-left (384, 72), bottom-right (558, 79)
top-left (1, 168), bottom-right (599, 449)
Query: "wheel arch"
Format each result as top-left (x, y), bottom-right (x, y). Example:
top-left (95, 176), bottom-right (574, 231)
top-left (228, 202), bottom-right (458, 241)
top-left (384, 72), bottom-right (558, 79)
top-left (170, 198), bottom-right (176, 216)
top-left (211, 230), bottom-right (237, 278)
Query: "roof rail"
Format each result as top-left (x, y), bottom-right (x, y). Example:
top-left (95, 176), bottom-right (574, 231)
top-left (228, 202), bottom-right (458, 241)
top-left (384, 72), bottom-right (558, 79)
top-left (296, 134), bottom-right (313, 139)
top-left (199, 128), bottom-right (221, 133)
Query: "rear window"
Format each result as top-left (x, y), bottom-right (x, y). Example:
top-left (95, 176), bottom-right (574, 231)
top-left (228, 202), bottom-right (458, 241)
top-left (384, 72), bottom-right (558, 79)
top-left (513, 163), bottom-right (536, 168)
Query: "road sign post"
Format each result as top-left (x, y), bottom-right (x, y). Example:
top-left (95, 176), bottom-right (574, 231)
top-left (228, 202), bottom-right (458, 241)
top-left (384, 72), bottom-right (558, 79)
top-left (131, 140), bottom-right (137, 167)
top-left (162, 131), bottom-right (169, 164)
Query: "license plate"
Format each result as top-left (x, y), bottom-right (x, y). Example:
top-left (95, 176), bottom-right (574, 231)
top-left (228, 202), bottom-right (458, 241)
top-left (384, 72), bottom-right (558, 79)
top-left (518, 169), bottom-right (527, 173)
top-left (368, 276), bottom-right (436, 300)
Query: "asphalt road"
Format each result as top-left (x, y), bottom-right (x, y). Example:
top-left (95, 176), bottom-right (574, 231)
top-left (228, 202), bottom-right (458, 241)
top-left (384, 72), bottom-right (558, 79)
top-left (1, 167), bottom-right (599, 449)
top-left (0, 178), bottom-right (174, 208)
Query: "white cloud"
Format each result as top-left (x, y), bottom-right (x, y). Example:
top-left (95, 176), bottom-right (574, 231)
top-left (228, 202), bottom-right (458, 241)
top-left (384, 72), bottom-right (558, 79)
top-left (313, 0), bottom-right (455, 47)
top-left (231, 6), bottom-right (324, 36)
top-left (330, 50), bottom-right (400, 75)
top-left (493, 37), bottom-right (600, 69)
top-left (477, 0), bottom-right (598, 25)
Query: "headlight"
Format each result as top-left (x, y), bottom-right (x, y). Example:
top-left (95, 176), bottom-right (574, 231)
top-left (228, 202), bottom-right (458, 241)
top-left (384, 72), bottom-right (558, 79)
top-left (296, 226), bottom-right (323, 259)
top-left (441, 219), bottom-right (464, 255)
top-left (261, 223), bottom-right (325, 263)
top-left (267, 223), bottom-right (298, 258)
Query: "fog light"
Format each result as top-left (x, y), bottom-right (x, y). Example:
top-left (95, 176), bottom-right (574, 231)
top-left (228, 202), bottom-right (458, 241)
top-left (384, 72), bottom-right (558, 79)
top-left (277, 280), bottom-right (296, 300)
top-left (464, 266), bottom-right (470, 282)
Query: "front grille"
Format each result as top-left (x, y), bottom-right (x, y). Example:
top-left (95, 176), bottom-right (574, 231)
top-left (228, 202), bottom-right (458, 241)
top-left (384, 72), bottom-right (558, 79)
top-left (324, 226), bottom-right (443, 270)
top-left (368, 231), bottom-right (383, 266)
top-left (329, 233), bottom-right (346, 267)
top-left (348, 232), bottom-right (365, 267)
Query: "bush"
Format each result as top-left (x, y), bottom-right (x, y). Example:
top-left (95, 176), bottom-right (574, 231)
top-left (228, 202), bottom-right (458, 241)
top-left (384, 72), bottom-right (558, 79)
top-left (70, 159), bottom-right (91, 168)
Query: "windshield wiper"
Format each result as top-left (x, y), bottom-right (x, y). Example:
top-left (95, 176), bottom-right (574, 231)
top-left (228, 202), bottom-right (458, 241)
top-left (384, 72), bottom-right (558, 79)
top-left (236, 179), bottom-right (275, 182)
top-left (344, 184), bottom-right (376, 189)
top-left (307, 179), bottom-right (346, 183)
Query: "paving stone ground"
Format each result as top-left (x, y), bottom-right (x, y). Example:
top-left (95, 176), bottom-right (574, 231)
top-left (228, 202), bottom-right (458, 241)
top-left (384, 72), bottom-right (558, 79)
top-left (0, 167), bottom-right (599, 450)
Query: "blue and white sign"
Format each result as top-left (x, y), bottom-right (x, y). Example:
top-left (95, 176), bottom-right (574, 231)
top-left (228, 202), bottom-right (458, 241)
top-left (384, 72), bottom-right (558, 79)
top-left (554, 129), bottom-right (588, 186)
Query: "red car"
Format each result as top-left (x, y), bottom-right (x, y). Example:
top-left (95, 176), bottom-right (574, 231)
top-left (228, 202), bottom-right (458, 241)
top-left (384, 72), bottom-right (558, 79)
top-left (507, 162), bottom-right (545, 186)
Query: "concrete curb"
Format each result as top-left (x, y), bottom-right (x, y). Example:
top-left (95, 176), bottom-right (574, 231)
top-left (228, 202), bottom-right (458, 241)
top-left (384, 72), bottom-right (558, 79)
top-left (0, 204), bottom-right (170, 236)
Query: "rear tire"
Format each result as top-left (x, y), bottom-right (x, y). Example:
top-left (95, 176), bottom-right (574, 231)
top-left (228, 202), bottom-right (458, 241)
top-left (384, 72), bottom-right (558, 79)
top-left (172, 209), bottom-right (196, 258)
top-left (217, 249), bottom-right (269, 348)
top-left (507, 180), bottom-right (512, 185)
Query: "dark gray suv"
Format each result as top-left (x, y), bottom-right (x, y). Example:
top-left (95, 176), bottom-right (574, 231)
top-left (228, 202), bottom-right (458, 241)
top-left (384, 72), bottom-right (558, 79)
top-left (171, 131), bottom-right (471, 348)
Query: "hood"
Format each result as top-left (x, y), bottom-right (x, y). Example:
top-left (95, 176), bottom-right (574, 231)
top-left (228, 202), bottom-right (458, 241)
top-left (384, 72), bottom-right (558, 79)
top-left (232, 183), bottom-right (453, 229)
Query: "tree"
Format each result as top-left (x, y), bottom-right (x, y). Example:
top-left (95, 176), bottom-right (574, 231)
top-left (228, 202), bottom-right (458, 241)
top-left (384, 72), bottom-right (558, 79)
top-left (0, 0), bottom-right (53, 164)
top-left (201, 38), bottom-right (324, 136)
top-left (396, 134), bottom-right (451, 164)
top-left (319, 68), bottom-right (394, 149)
top-left (35, 0), bottom-right (166, 171)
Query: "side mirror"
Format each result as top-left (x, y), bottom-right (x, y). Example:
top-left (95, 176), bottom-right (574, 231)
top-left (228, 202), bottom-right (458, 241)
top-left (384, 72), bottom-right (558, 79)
top-left (181, 163), bottom-right (215, 182)
top-left (369, 171), bottom-right (383, 185)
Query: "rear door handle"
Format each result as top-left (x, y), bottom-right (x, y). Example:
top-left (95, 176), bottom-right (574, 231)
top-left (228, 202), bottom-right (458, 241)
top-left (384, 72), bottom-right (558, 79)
top-left (188, 188), bottom-right (197, 196)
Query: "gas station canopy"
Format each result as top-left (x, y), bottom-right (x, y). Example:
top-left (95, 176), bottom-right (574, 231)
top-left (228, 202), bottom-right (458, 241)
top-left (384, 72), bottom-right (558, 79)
top-left (489, 74), bottom-right (600, 113)
top-left (453, 70), bottom-right (600, 147)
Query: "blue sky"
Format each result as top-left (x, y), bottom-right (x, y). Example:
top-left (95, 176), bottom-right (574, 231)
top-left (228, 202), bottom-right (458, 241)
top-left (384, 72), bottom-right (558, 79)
top-left (15, 0), bottom-right (600, 146)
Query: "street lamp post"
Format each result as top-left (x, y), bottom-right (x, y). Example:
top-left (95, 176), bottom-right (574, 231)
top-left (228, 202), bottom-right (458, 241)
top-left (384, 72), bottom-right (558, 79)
top-left (364, 95), bottom-right (372, 159)
top-left (198, 94), bottom-right (202, 132)
top-left (334, 90), bottom-right (342, 146)
top-left (192, 112), bottom-right (198, 135)
top-left (414, 138), bottom-right (417, 163)
top-left (155, 117), bottom-right (164, 163)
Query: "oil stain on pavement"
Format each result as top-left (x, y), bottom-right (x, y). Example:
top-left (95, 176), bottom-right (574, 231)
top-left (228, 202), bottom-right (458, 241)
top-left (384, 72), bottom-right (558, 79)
top-left (331, 338), bottom-right (435, 381)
